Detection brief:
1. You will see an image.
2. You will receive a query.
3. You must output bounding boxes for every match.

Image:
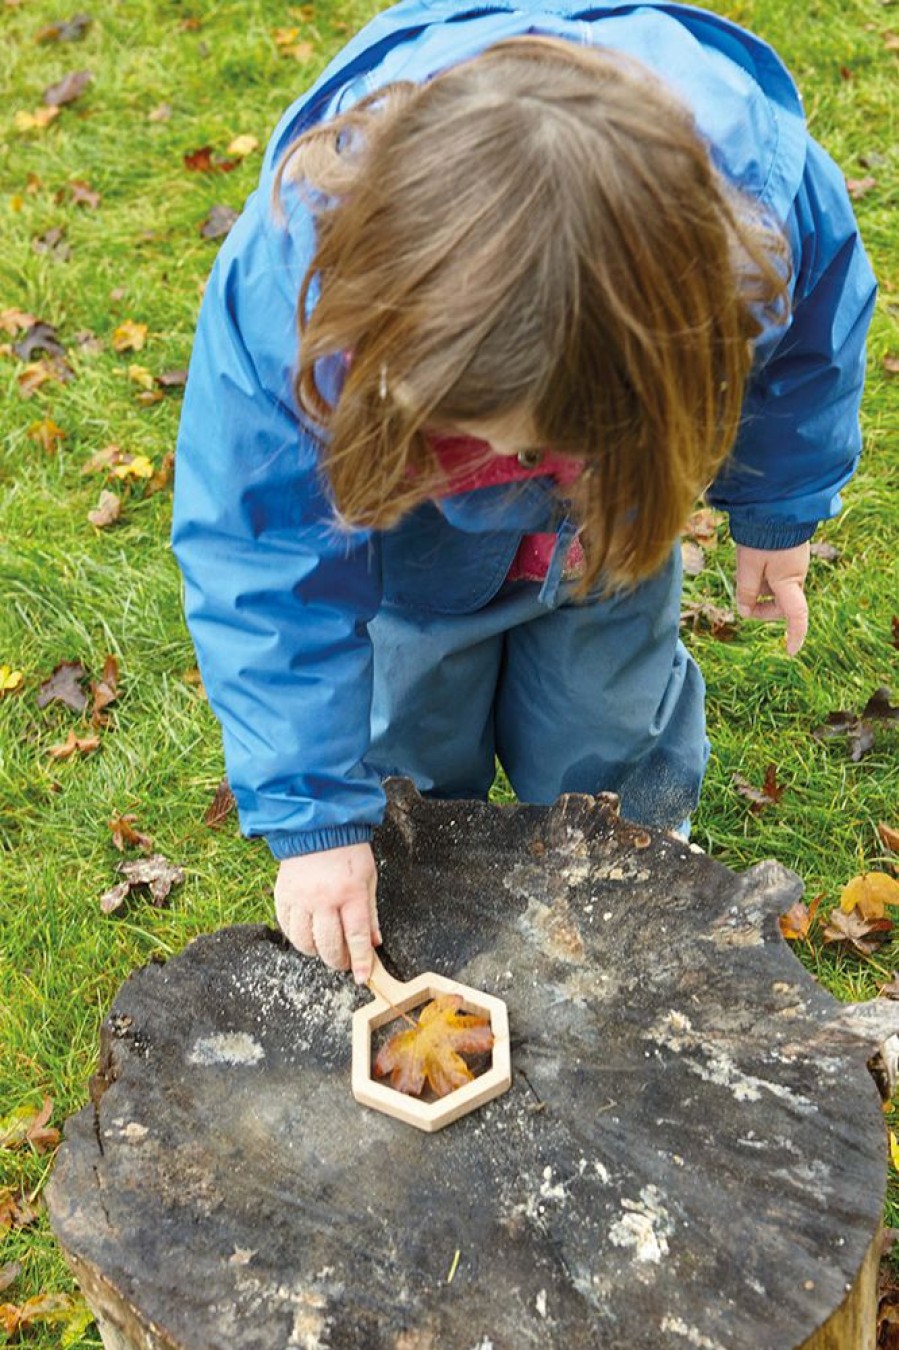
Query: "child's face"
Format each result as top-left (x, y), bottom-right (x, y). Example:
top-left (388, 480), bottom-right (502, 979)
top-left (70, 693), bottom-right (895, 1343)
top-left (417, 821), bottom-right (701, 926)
top-left (448, 408), bottom-right (542, 460)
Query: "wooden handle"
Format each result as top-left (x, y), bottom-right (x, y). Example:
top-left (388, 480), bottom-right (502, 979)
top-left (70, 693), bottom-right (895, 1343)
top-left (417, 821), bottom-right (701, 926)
top-left (367, 953), bottom-right (410, 1007)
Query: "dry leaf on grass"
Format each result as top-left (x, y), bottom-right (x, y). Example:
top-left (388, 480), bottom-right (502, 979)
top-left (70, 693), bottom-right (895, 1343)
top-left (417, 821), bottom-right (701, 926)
top-left (0, 1292), bottom-right (93, 1339)
top-left (0, 1262), bottom-right (22, 1294)
top-left (36, 660), bottom-right (88, 712)
top-left (199, 203), bottom-right (239, 239)
top-left (373, 994), bottom-right (494, 1098)
top-left (0, 1097), bottom-right (60, 1153)
top-left (205, 779), bottom-right (236, 827)
top-left (43, 69), bottom-right (92, 106)
top-left (12, 320), bottom-right (66, 361)
top-left (87, 488), bottom-right (121, 528)
top-left (778, 896), bottom-right (822, 942)
top-left (840, 872), bottom-right (899, 921)
top-left (35, 14), bottom-right (93, 42)
top-left (879, 823), bottom-right (899, 854)
top-left (0, 1188), bottom-right (40, 1232)
top-left (47, 729), bottom-right (100, 759)
top-left (822, 908), bottom-right (893, 958)
top-left (732, 763), bottom-right (785, 811)
top-left (100, 854), bottom-right (184, 913)
top-left (680, 601), bottom-right (737, 641)
top-left (26, 417), bottom-right (65, 452)
top-left (0, 666), bottom-right (24, 696)
top-left (111, 320), bottom-right (147, 353)
top-left (108, 812), bottom-right (153, 853)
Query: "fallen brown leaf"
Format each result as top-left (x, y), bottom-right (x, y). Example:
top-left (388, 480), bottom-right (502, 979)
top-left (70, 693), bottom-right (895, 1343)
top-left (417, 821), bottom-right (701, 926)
top-left (16, 356), bottom-right (74, 396)
top-left (32, 226), bottom-right (71, 261)
top-left (12, 320), bottom-right (66, 361)
top-left (0, 1262), bottom-right (22, 1294)
top-left (0, 308), bottom-right (39, 334)
top-left (680, 600), bottom-right (737, 641)
top-left (680, 539), bottom-right (706, 577)
top-left (0, 1188), bottom-right (40, 1232)
top-left (682, 506), bottom-right (723, 547)
top-left (100, 854), bottom-right (185, 912)
top-left (34, 14), bottom-right (93, 42)
top-left (862, 687), bottom-right (899, 721)
top-left (0, 1097), bottom-right (60, 1153)
top-left (204, 779), bottom-right (236, 827)
top-left (87, 488), bottom-right (121, 528)
top-left (184, 145), bottom-right (240, 173)
top-left (43, 69), bottom-right (92, 106)
top-left (200, 204), bottom-right (239, 239)
top-left (108, 812), bottom-right (153, 853)
top-left (778, 895), bottom-right (822, 942)
top-left (879, 823), bottom-right (899, 854)
top-left (732, 763), bottom-right (785, 812)
top-left (26, 417), bottom-right (65, 453)
top-left (90, 654), bottom-right (118, 724)
top-left (36, 660), bottom-right (88, 712)
top-left (822, 907), bottom-right (893, 958)
top-left (47, 729), bottom-right (101, 759)
top-left (846, 175), bottom-right (877, 200)
top-left (65, 178), bottom-right (101, 208)
top-left (878, 972), bottom-right (899, 1000)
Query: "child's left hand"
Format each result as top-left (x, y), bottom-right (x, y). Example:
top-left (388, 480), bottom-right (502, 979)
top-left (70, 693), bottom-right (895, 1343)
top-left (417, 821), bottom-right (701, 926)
top-left (734, 542), bottom-right (811, 656)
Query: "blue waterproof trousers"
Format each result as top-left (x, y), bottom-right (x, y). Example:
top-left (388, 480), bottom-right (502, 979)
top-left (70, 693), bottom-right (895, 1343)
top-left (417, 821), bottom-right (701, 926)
top-left (367, 548), bottom-right (708, 829)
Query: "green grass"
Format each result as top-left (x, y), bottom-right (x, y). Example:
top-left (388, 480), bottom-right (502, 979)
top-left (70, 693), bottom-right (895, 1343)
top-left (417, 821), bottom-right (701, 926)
top-left (1, 0), bottom-right (897, 1343)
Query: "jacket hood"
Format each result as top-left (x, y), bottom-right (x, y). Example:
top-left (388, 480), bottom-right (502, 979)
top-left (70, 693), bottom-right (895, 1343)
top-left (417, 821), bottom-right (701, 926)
top-left (259, 0), bottom-right (808, 225)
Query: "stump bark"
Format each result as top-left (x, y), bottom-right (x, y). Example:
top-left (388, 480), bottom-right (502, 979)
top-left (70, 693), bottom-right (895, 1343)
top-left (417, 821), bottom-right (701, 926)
top-left (47, 783), bottom-right (898, 1349)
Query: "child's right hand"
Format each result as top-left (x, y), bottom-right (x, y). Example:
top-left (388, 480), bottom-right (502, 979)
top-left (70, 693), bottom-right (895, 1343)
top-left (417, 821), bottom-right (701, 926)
top-left (274, 843), bottom-right (381, 984)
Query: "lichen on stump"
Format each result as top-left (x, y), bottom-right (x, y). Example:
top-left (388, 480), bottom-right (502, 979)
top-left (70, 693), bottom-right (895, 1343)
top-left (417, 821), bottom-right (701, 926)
top-left (47, 781), bottom-right (898, 1349)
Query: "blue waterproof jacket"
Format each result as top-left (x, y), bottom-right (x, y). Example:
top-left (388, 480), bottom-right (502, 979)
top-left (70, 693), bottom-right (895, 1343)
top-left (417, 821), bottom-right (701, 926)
top-left (172, 0), bottom-right (876, 859)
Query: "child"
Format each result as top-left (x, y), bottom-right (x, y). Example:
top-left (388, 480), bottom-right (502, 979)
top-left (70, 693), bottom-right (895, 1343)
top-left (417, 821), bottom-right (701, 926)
top-left (172, 0), bottom-right (875, 986)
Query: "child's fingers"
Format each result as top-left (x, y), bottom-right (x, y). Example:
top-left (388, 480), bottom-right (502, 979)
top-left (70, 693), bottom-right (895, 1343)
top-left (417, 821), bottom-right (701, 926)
top-left (773, 579), bottom-right (809, 655)
top-left (312, 906), bottom-right (350, 971)
top-left (342, 891), bottom-right (377, 982)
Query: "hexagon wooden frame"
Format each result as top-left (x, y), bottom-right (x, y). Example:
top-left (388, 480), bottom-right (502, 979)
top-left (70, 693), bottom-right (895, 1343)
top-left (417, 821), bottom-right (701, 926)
top-left (351, 955), bottom-right (511, 1132)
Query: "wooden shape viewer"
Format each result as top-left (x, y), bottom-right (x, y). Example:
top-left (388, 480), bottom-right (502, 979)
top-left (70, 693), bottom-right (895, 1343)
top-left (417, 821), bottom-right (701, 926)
top-left (351, 953), bottom-right (511, 1131)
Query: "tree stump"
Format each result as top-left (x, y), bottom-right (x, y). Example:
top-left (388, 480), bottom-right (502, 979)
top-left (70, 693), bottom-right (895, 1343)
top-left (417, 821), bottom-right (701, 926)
top-left (47, 782), bottom-right (898, 1349)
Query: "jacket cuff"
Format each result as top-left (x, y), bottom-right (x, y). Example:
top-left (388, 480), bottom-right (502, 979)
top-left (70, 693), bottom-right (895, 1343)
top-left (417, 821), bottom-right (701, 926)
top-left (728, 519), bottom-right (818, 550)
top-left (266, 822), bottom-right (375, 860)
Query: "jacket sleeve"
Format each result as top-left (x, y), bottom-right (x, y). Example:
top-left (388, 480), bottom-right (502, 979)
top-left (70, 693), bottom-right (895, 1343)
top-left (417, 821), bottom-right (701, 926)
top-left (171, 191), bottom-right (385, 859)
top-left (707, 135), bottom-right (877, 549)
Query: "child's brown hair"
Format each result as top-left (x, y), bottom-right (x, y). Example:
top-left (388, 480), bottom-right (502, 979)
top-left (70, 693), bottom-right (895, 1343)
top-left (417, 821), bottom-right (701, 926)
top-left (277, 36), bottom-right (790, 592)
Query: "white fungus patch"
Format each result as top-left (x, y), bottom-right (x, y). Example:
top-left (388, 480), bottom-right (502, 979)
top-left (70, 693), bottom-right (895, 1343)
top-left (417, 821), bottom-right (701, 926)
top-left (608, 1186), bottom-right (672, 1264)
top-left (649, 1011), bottom-right (817, 1113)
top-left (659, 1315), bottom-right (726, 1348)
top-left (187, 1032), bottom-right (265, 1067)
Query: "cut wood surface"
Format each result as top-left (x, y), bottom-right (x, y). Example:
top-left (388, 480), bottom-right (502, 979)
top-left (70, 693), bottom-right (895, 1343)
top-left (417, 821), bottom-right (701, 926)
top-left (47, 782), bottom-right (898, 1349)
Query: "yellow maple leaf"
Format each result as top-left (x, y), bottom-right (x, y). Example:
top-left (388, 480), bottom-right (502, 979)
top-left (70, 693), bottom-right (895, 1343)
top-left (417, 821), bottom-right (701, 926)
top-left (840, 872), bottom-right (899, 922)
top-left (14, 106), bottom-right (60, 132)
top-left (27, 417), bottom-right (65, 453)
top-left (111, 453), bottom-right (153, 480)
top-left (273, 25), bottom-right (300, 45)
top-left (126, 363), bottom-right (155, 390)
top-left (286, 40), bottom-right (315, 61)
top-left (111, 320), bottom-right (148, 353)
top-left (227, 133), bottom-right (259, 158)
top-left (0, 665), bottom-right (24, 694)
top-left (373, 994), bottom-right (494, 1098)
top-left (891, 1132), bottom-right (899, 1171)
